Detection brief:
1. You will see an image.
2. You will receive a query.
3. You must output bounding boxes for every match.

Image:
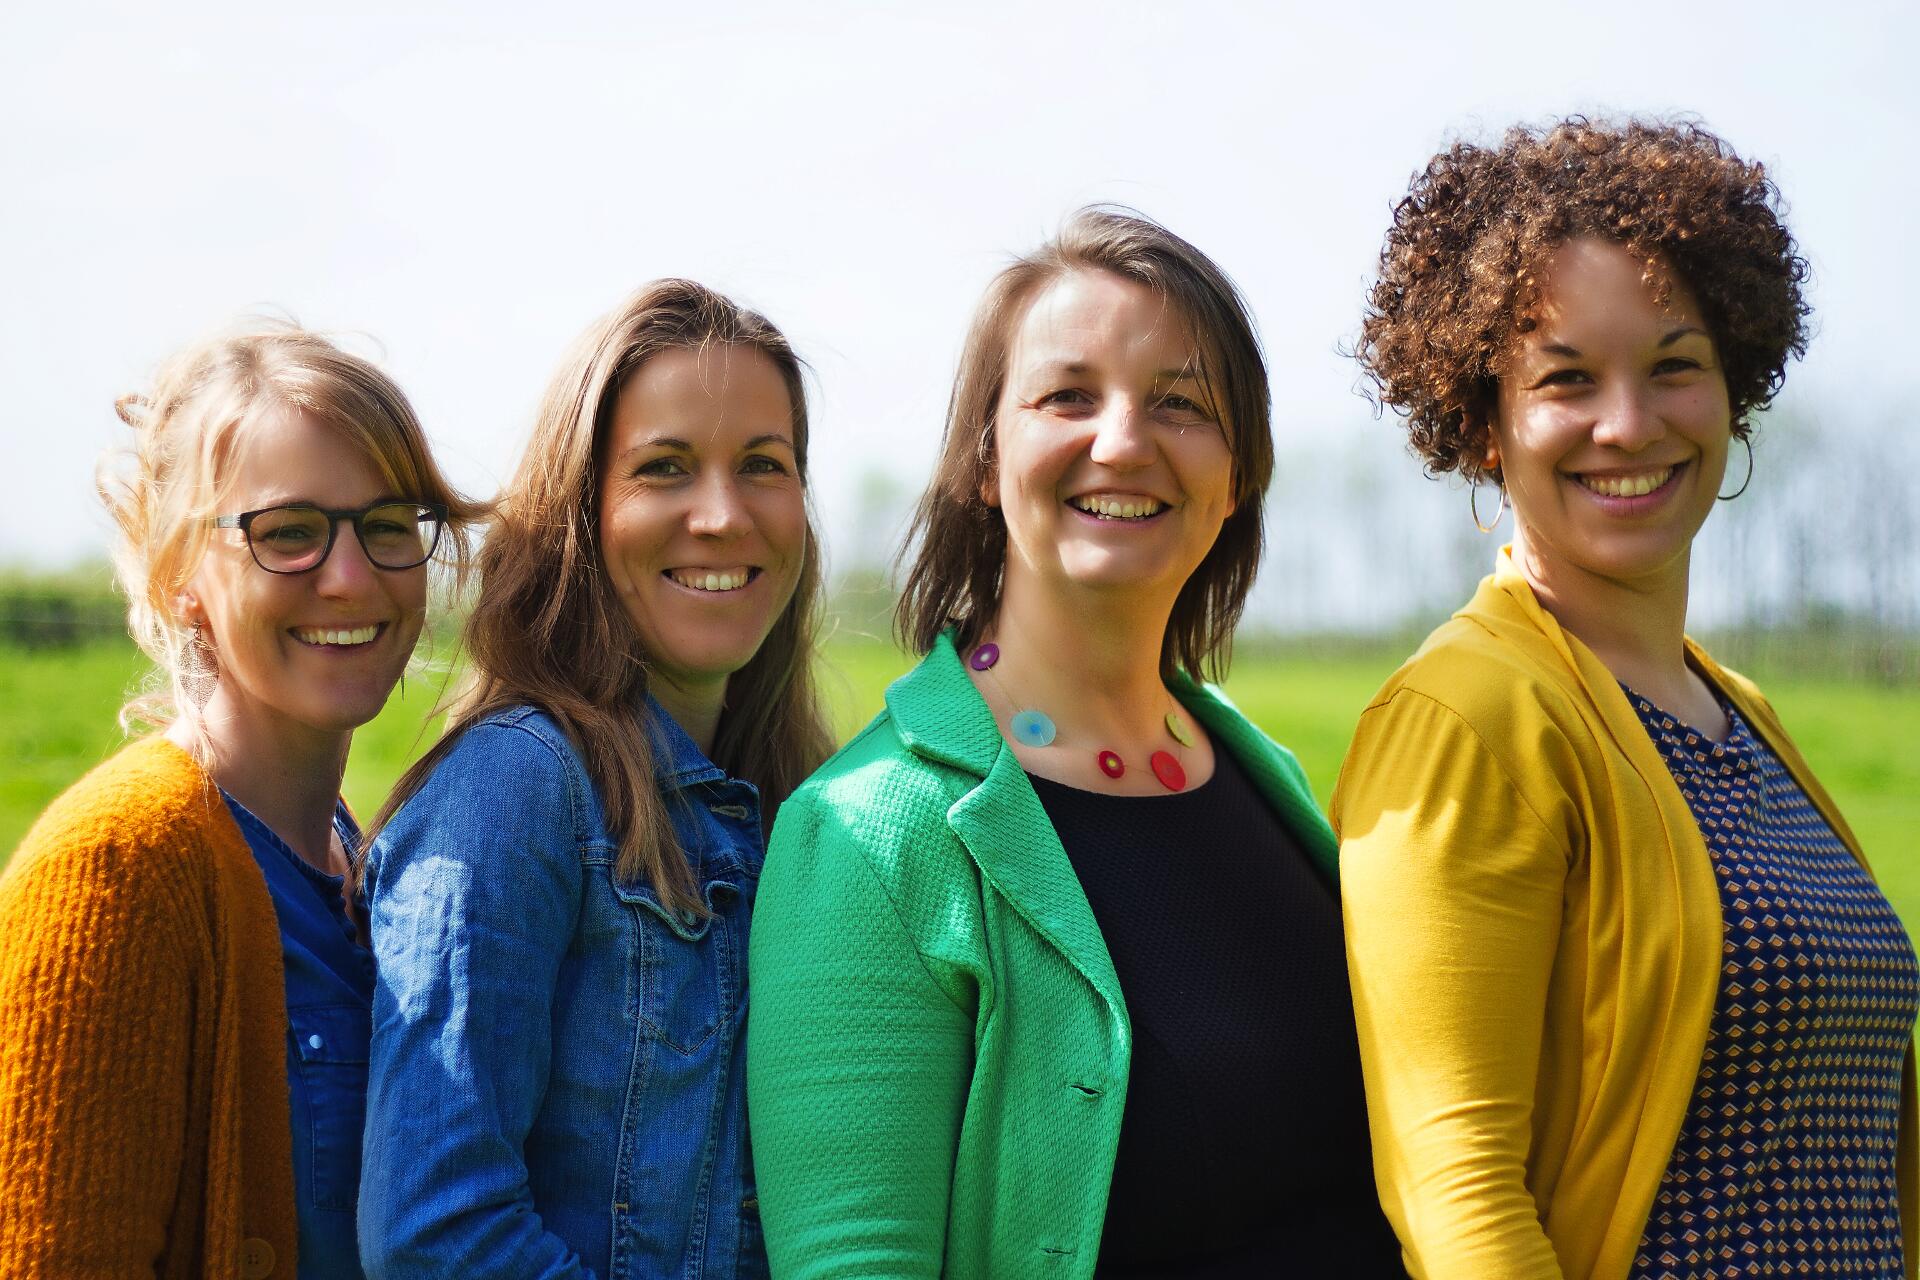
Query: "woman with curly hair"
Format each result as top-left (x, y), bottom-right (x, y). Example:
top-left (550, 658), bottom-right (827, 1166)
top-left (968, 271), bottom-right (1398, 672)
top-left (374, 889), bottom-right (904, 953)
top-left (1336, 118), bottom-right (1917, 1279)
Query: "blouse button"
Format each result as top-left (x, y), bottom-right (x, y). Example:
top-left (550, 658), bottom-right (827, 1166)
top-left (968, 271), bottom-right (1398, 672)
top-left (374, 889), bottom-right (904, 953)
top-left (307, 1034), bottom-right (323, 1051)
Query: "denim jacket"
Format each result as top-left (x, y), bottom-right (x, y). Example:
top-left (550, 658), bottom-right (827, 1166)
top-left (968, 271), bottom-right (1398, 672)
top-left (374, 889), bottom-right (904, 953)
top-left (359, 702), bottom-right (768, 1280)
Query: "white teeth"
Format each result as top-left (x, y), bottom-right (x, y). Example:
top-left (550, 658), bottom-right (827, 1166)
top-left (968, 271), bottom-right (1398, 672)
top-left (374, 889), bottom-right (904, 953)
top-left (1072, 496), bottom-right (1166, 520)
top-left (669, 569), bottom-right (751, 592)
top-left (295, 624), bottom-right (379, 646)
top-left (1579, 467), bottom-right (1674, 498)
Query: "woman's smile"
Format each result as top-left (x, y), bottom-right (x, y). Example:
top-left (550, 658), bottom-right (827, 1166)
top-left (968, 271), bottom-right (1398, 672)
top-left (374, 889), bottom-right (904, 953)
top-left (662, 566), bottom-right (762, 594)
top-left (1068, 491), bottom-right (1172, 522)
top-left (1564, 460), bottom-right (1689, 511)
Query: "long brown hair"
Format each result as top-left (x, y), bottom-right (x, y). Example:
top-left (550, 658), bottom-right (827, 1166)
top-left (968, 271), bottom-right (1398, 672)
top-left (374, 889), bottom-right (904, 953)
top-left (895, 206), bottom-right (1274, 683)
top-left (372, 280), bottom-right (833, 914)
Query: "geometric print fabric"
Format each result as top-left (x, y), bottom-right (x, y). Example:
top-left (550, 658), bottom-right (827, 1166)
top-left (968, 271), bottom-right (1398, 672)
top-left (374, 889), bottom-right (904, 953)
top-left (1625, 691), bottom-right (1917, 1279)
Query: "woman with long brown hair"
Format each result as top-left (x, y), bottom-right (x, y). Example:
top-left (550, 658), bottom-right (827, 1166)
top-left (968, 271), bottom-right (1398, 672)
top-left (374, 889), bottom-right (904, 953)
top-left (357, 280), bottom-right (832, 1278)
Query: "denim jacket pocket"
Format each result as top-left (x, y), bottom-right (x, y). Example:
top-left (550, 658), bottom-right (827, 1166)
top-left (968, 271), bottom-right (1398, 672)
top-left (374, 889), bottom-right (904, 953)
top-left (288, 1003), bottom-right (370, 1212)
top-left (613, 876), bottom-right (745, 1056)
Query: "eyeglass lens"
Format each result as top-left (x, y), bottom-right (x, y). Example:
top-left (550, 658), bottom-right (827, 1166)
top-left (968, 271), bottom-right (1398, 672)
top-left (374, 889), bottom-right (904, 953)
top-left (248, 504), bottom-right (442, 572)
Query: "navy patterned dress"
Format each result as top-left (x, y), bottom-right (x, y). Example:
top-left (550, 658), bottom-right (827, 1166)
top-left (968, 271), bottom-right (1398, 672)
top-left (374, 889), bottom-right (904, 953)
top-left (1626, 688), bottom-right (1918, 1280)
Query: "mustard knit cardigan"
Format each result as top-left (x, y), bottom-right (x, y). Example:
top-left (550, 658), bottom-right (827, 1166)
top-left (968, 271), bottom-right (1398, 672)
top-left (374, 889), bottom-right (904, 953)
top-left (1333, 550), bottom-right (1918, 1280)
top-left (0, 737), bottom-right (297, 1279)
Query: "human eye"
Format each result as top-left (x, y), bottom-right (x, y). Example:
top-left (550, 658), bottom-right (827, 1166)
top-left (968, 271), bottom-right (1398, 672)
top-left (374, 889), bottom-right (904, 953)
top-left (362, 507), bottom-right (415, 537)
top-left (1153, 390), bottom-right (1215, 420)
top-left (252, 508), bottom-right (324, 545)
top-left (741, 454), bottom-right (791, 476)
top-left (1652, 356), bottom-right (1704, 377)
top-left (1034, 388), bottom-right (1094, 411)
top-left (636, 456), bottom-right (690, 478)
top-left (1531, 368), bottom-right (1592, 390)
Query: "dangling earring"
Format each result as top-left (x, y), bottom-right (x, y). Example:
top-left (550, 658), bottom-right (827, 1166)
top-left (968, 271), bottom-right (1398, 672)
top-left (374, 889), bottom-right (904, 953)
top-left (1717, 435), bottom-right (1754, 501)
top-left (1470, 482), bottom-right (1508, 534)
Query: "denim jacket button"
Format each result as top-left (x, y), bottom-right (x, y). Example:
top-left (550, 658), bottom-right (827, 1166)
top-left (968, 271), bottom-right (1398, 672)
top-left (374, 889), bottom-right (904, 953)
top-left (307, 1033), bottom-right (323, 1051)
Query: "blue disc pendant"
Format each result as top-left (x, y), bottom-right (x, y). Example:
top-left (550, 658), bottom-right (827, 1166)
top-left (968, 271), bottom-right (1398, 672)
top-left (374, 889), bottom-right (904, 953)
top-left (1010, 710), bottom-right (1057, 747)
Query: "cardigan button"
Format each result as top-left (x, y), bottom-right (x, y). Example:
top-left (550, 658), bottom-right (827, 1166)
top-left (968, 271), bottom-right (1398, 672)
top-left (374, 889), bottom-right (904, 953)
top-left (240, 1237), bottom-right (276, 1277)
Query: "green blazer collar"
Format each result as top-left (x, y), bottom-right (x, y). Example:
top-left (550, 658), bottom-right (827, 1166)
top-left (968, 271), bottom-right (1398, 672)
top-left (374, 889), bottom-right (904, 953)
top-left (885, 633), bottom-right (1340, 1015)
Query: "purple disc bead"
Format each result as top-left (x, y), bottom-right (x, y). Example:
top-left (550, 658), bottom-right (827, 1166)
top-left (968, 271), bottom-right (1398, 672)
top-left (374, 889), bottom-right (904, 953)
top-left (969, 643), bottom-right (1000, 671)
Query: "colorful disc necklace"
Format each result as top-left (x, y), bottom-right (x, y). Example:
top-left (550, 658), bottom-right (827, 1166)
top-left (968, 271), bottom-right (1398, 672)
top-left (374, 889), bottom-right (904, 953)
top-left (969, 641), bottom-right (1192, 791)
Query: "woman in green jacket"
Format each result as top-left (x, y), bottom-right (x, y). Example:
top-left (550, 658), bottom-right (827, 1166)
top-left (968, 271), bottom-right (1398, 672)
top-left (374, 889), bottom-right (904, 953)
top-left (747, 208), bottom-right (1406, 1278)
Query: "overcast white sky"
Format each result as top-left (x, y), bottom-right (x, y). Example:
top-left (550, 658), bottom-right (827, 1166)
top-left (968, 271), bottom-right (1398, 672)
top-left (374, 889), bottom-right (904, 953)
top-left (4, 0), bottom-right (1916, 579)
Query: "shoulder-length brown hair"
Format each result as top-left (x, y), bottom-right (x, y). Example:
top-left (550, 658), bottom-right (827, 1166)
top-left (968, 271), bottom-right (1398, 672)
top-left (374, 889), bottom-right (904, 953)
top-left (895, 206), bottom-right (1274, 683)
top-left (372, 280), bottom-right (833, 915)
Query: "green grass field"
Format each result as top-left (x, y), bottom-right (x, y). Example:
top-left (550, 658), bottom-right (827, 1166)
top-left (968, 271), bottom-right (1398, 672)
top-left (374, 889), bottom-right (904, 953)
top-left (5, 637), bottom-right (1916, 926)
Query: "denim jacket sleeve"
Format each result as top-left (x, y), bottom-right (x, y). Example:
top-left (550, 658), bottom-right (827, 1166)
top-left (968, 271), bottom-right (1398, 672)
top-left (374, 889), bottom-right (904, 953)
top-left (358, 719), bottom-right (596, 1280)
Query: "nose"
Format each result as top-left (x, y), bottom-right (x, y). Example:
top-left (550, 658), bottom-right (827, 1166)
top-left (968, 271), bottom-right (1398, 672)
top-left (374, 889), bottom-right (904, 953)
top-left (314, 516), bottom-right (380, 597)
top-left (1591, 382), bottom-right (1665, 453)
top-left (686, 473), bottom-right (749, 539)
top-left (1087, 398), bottom-right (1156, 470)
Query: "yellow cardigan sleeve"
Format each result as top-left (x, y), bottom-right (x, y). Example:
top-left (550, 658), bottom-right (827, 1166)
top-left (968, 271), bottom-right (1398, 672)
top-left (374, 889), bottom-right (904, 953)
top-left (1334, 687), bottom-right (1573, 1280)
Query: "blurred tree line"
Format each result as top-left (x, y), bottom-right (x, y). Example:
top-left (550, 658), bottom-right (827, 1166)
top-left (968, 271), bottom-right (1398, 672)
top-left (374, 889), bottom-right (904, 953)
top-left (6, 398), bottom-right (1913, 681)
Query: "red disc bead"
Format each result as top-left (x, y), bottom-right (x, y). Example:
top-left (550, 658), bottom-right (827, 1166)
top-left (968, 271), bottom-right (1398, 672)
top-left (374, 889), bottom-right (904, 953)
top-left (1097, 750), bottom-right (1125, 779)
top-left (1149, 750), bottom-right (1187, 791)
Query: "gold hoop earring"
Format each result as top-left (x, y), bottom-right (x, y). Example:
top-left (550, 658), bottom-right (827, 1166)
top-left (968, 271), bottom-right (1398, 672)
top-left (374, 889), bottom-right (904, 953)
top-left (1717, 435), bottom-right (1754, 502)
top-left (1470, 483), bottom-right (1508, 534)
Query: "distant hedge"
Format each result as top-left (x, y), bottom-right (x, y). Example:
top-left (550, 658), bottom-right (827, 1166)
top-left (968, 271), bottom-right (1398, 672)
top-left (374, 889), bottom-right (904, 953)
top-left (0, 567), bottom-right (125, 648)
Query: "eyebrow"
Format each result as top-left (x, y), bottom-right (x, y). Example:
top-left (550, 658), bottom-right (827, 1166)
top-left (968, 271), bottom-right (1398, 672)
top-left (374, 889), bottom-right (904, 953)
top-left (1535, 326), bottom-right (1708, 359)
top-left (244, 493), bottom-right (409, 511)
top-left (613, 432), bottom-right (794, 464)
top-left (1024, 360), bottom-right (1203, 383)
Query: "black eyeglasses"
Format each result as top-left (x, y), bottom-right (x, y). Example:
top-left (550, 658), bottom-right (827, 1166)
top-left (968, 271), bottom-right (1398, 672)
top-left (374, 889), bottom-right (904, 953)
top-left (213, 501), bottom-right (448, 574)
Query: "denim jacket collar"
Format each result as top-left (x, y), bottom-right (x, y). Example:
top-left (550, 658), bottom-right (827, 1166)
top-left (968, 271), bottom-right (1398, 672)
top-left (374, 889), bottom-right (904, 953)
top-left (644, 693), bottom-right (729, 791)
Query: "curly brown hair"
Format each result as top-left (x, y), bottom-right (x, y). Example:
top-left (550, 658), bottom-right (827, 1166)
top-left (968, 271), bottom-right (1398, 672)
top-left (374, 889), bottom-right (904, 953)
top-left (1355, 116), bottom-right (1810, 483)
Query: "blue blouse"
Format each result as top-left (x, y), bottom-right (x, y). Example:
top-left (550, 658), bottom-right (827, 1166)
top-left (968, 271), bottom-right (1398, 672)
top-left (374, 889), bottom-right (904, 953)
top-left (1624, 690), bottom-right (1917, 1280)
top-left (224, 792), bottom-right (373, 1280)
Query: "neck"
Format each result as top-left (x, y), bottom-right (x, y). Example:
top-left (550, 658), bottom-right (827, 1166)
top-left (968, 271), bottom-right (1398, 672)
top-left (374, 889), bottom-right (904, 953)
top-left (984, 571), bottom-right (1178, 737)
top-left (169, 686), bottom-right (349, 870)
top-left (1510, 526), bottom-right (1695, 702)
top-left (649, 671), bottom-right (728, 758)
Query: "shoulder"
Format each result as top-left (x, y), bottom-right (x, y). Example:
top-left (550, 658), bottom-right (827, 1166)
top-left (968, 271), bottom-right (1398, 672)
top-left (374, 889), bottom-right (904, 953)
top-left (1333, 621), bottom-right (1598, 855)
top-left (1366, 613), bottom-right (1599, 745)
top-left (2, 738), bottom-right (222, 953)
top-left (409, 706), bottom-right (589, 806)
top-left (374, 706), bottom-right (601, 873)
top-left (767, 708), bottom-right (978, 899)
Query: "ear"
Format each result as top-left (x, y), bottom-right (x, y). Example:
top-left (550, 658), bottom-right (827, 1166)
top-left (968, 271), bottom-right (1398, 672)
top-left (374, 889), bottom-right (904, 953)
top-left (172, 590), bottom-right (204, 625)
top-left (978, 470), bottom-right (1001, 509)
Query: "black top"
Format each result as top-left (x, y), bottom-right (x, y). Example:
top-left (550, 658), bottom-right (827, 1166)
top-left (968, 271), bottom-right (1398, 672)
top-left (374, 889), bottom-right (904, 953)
top-left (1028, 747), bottom-right (1406, 1278)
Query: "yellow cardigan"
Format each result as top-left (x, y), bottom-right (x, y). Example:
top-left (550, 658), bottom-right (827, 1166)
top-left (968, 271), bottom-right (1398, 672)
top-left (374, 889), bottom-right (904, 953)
top-left (1332, 550), bottom-right (1917, 1280)
top-left (0, 737), bottom-right (296, 1278)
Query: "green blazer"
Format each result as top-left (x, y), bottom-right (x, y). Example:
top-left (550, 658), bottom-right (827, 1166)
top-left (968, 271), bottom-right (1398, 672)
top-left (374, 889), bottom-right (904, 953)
top-left (746, 633), bottom-right (1337, 1278)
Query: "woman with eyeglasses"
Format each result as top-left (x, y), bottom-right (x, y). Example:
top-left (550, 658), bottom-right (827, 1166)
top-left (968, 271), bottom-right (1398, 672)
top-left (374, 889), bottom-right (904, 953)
top-left (0, 325), bottom-right (479, 1278)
